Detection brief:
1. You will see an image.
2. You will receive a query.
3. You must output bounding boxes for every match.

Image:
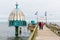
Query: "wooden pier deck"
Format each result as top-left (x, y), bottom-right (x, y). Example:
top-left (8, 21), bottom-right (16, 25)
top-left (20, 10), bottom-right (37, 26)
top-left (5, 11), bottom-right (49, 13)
top-left (36, 25), bottom-right (60, 40)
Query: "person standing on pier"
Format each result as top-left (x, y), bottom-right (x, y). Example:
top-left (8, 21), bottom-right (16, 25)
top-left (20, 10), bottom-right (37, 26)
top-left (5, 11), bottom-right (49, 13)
top-left (39, 22), bottom-right (41, 29)
top-left (41, 22), bottom-right (44, 30)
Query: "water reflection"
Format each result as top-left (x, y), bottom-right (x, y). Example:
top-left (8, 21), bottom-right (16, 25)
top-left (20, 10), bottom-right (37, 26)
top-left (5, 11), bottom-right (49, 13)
top-left (7, 37), bottom-right (29, 40)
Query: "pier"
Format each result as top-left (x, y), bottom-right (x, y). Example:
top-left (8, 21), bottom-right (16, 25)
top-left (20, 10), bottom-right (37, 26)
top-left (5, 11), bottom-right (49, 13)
top-left (36, 25), bottom-right (60, 40)
top-left (0, 0), bottom-right (60, 40)
top-left (8, 2), bottom-right (60, 40)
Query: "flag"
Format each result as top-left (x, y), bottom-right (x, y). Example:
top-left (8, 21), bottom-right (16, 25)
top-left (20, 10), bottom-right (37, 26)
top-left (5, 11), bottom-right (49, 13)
top-left (35, 11), bottom-right (38, 15)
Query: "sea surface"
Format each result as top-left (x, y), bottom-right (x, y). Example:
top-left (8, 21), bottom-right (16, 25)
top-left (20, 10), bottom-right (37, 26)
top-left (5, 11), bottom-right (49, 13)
top-left (47, 22), bottom-right (60, 27)
top-left (0, 22), bottom-right (30, 40)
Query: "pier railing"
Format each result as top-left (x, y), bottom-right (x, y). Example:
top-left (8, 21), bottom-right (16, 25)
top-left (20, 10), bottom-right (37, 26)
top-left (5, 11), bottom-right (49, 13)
top-left (45, 23), bottom-right (60, 36)
top-left (28, 25), bottom-right (38, 40)
top-left (50, 25), bottom-right (60, 34)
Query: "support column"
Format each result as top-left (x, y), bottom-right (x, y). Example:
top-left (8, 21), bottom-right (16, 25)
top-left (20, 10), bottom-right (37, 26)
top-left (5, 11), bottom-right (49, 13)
top-left (15, 26), bottom-right (18, 37)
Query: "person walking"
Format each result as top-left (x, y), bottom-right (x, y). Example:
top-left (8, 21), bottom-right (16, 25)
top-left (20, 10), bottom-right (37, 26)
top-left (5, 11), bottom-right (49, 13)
top-left (39, 22), bottom-right (41, 29)
top-left (41, 22), bottom-right (44, 30)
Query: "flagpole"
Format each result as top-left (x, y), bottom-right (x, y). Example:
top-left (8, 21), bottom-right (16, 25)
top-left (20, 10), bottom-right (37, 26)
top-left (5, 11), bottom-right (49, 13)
top-left (37, 12), bottom-right (38, 23)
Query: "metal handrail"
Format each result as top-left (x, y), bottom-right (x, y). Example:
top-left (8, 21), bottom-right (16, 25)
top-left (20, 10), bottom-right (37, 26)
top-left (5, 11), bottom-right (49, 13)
top-left (28, 25), bottom-right (38, 40)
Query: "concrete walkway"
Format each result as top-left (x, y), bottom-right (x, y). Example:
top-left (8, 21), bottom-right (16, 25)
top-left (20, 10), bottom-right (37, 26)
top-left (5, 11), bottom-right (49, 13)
top-left (36, 25), bottom-right (60, 40)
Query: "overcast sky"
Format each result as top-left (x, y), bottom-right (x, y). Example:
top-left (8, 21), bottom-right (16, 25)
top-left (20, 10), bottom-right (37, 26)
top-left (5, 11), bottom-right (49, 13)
top-left (0, 0), bottom-right (60, 22)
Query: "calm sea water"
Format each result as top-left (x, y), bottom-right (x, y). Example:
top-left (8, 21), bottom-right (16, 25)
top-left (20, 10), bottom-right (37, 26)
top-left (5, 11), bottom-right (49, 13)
top-left (0, 22), bottom-right (30, 40)
top-left (47, 22), bottom-right (60, 27)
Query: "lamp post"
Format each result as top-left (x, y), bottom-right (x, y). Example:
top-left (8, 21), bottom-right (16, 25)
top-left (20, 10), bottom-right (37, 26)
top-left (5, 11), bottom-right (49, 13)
top-left (35, 11), bottom-right (38, 24)
top-left (45, 11), bottom-right (47, 23)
